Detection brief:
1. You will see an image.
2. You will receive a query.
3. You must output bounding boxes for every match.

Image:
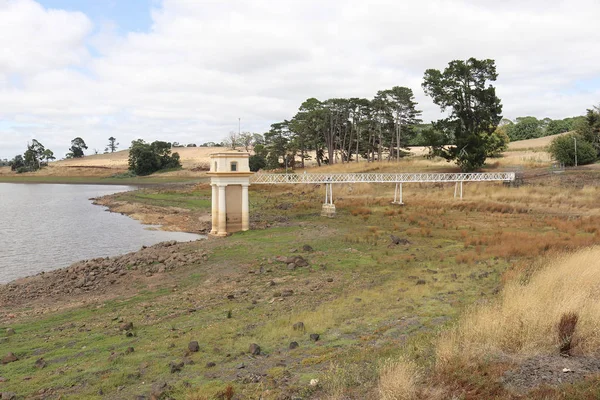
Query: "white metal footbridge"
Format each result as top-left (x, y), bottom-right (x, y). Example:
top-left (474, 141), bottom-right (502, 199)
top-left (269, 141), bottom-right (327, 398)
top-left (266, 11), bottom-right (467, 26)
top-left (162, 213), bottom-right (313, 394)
top-left (251, 172), bottom-right (515, 207)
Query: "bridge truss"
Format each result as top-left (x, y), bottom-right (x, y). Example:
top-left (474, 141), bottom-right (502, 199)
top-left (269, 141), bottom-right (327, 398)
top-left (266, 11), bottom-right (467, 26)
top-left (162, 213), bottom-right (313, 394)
top-left (251, 172), bottom-right (515, 205)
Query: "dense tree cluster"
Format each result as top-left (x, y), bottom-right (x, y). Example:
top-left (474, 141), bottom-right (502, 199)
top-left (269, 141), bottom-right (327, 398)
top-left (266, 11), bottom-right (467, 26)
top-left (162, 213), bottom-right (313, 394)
top-left (127, 139), bottom-right (182, 176)
top-left (256, 86), bottom-right (422, 170)
top-left (501, 116), bottom-right (584, 141)
top-left (549, 105), bottom-right (600, 166)
top-left (8, 139), bottom-right (55, 173)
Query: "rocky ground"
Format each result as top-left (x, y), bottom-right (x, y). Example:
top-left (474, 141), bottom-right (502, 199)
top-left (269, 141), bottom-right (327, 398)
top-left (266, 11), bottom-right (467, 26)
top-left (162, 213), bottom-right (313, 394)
top-left (0, 241), bottom-right (209, 320)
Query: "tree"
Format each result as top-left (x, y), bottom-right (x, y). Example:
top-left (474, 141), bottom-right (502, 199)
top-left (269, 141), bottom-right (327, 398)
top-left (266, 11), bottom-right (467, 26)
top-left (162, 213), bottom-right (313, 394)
top-left (483, 126), bottom-right (510, 157)
top-left (505, 116), bottom-right (542, 140)
top-left (576, 105), bottom-right (600, 155)
top-left (223, 131), bottom-right (238, 149)
top-left (249, 154), bottom-right (267, 171)
top-left (128, 139), bottom-right (182, 175)
top-left (107, 137), bottom-right (119, 153)
top-left (23, 139), bottom-right (45, 170)
top-left (549, 134), bottom-right (597, 166)
top-left (9, 155), bottom-right (25, 171)
top-left (41, 149), bottom-right (55, 165)
top-left (67, 137), bottom-right (88, 158)
top-left (422, 58), bottom-right (503, 171)
top-left (375, 86), bottom-right (422, 160)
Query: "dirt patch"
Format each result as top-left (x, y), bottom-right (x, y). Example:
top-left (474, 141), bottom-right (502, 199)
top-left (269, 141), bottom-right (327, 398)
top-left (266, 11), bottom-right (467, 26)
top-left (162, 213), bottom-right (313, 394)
top-left (93, 195), bottom-right (211, 233)
top-left (502, 355), bottom-right (600, 393)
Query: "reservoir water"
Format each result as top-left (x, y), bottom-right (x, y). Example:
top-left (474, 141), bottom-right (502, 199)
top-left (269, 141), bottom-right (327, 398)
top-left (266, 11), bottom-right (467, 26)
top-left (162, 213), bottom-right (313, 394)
top-left (0, 183), bottom-right (202, 284)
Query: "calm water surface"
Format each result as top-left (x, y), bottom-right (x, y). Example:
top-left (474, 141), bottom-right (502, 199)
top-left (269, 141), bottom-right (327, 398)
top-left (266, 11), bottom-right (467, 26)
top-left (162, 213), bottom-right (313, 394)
top-left (0, 183), bottom-right (202, 284)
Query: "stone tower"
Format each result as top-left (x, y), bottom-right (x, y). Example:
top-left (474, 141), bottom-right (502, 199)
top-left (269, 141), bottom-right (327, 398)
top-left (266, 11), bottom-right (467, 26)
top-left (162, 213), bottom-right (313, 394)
top-left (207, 151), bottom-right (252, 237)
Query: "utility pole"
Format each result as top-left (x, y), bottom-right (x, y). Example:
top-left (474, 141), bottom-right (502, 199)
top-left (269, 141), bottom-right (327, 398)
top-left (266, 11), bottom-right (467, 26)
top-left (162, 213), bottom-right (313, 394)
top-left (574, 136), bottom-right (577, 167)
top-left (238, 118), bottom-right (241, 137)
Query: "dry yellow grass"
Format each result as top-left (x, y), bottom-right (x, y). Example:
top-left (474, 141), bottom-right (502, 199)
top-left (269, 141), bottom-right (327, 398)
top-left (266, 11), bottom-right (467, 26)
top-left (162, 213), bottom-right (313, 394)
top-left (436, 247), bottom-right (600, 366)
top-left (378, 358), bottom-right (421, 400)
top-left (507, 133), bottom-right (567, 151)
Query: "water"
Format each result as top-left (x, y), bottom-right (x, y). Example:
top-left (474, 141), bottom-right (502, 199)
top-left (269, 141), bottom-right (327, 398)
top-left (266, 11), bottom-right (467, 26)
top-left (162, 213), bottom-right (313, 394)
top-left (0, 183), bottom-right (202, 284)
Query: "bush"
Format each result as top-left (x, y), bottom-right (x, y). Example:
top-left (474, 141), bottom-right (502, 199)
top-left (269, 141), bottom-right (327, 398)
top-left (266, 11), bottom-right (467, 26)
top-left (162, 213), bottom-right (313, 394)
top-left (548, 134), bottom-right (597, 166)
top-left (249, 154), bottom-right (266, 172)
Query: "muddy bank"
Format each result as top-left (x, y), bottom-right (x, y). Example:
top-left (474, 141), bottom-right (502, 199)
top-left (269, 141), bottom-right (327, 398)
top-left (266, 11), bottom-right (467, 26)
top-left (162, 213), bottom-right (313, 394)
top-left (93, 193), bottom-right (211, 233)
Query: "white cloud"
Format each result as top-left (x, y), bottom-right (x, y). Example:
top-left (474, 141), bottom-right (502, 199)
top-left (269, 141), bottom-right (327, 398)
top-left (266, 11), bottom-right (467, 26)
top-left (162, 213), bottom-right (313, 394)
top-left (1, 0), bottom-right (599, 158)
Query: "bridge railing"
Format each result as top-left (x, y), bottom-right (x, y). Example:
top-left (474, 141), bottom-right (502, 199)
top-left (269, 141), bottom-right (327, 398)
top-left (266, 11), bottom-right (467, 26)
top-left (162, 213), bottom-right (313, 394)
top-left (251, 172), bottom-right (515, 184)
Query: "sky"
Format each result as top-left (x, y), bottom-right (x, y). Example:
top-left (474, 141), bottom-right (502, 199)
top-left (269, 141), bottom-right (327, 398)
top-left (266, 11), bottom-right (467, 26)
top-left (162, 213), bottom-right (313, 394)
top-left (1, 0), bottom-right (599, 159)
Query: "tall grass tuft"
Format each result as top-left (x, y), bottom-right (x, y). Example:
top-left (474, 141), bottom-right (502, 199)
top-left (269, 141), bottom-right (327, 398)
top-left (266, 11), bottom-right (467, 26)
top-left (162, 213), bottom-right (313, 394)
top-left (378, 357), bottom-right (420, 400)
top-left (436, 247), bottom-right (600, 367)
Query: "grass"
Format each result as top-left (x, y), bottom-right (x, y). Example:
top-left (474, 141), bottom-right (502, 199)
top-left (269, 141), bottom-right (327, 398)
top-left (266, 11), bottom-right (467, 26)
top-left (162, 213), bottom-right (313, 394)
top-left (2, 163), bottom-right (600, 398)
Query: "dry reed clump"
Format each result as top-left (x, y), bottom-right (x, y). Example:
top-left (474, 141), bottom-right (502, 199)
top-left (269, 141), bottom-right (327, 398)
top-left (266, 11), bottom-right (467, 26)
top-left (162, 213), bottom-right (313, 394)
top-left (378, 357), bottom-right (421, 400)
top-left (436, 247), bottom-right (600, 368)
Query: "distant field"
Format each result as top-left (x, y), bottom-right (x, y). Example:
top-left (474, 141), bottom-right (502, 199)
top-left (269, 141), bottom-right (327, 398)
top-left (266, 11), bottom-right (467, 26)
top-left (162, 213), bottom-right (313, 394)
top-left (507, 132), bottom-right (567, 150)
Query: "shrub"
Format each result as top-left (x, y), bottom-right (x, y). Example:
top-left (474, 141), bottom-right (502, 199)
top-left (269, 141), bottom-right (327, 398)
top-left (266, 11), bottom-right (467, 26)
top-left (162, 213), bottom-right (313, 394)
top-left (548, 134), bottom-right (597, 166)
top-left (558, 312), bottom-right (578, 356)
top-left (128, 139), bottom-right (182, 175)
top-left (249, 154), bottom-right (266, 172)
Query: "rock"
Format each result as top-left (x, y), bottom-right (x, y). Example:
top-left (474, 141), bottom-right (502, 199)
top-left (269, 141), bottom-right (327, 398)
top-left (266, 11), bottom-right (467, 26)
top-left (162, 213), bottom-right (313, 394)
top-left (119, 322), bottom-right (133, 331)
top-left (169, 361), bottom-right (184, 373)
top-left (125, 331), bottom-right (134, 337)
top-left (182, 357), bottom-right (195, 365)
top-left (236, 363), bottom-right (246, 369)
top-left (5, 329), bottom-right (15, 337)
top-left (125, 347), bottom-right (135, 354)
top-left (0, 377), bottom-right (6, 383)
top-left (151, 382), bottom-right (168, 400)
top-left (206, 362), bottom-right (216, 368)
top-left (289, 342), bottom-right (299, 350)
top-left (310, 334), bottom-right (320, 342)
top-left (326, 278), bottom-right (334, 283)
top-left (282, 289), bottom-right (294, 297)
top-left (188, 341), bottom-right (200, 353)
top-left (294, 256), bottom-right (309, 267)
top-left (287, 263), bottom-right (296, 270)
top-left (1, 393), bottom-right (16, 400)
top-left (302, 244), bottom-right (314, 252)
top-left (390, 235), bottom-right (410, 245)
top-left (293, 322), bottom-right (305, 332)
top-left (416, 279), bottom-right (426, 285)
top-left (34, 358), bottom-right (47, 369)
top-left (310, 378), bottom-right (319, 387)
top-left (249, 343), bottom-right (261, 355)
top-left (1, 353), bottom-right (18, 365)
top-left (226, 294), bottom-right (235, 300)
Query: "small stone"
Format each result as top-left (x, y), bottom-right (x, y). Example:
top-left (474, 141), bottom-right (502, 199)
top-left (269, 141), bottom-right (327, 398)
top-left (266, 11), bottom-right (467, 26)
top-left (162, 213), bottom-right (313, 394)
top-left (293, 322), bottom-right (305, 332)
top-left (1, 353), bottom-right (18, 365)
top-left (226, 294), bottom-right (235, 300)
top-left (310, 333), bottom-right (320, 342)
top-left (126, 331), bottom-right (134, 337)
top-left (206, 362), bottom-right (216, 368)
top-left (119, 322), bottom-right (133, 331)
top-left (151, 382), bottom-right (168, 400)
top-left (0, 377), bottom-right (6, 383)
top-left (289, 342), bottom-right (299, 350)
top-left (125, 347), bottom-right (135, 354)
top-left (236, 363), bottom-right (246, 369)
top-left (5, 329), bottom-right (15, 337)
top-left (287, 263), bottom-right (296, 270)
top-left (416, 279), bottom-right (426, 285)
top-left (302, 244), bottom-right (314, 252)
top-left (1, 392), bottom-right (16, 400)
top-left (326, 278), bottom-right (334, 283)
top-left (188, 341), bottom-right (200, 353)
top-left (169, 361), bottom-right (184, 373)
top-left (282, 289), bottom-right (294, 297)
top-left (310, 378), bottom-right (319, 387)
top-left (249, 343), bottom-right (261, 355)
top-left (34, 358), bottom-right (47, 369)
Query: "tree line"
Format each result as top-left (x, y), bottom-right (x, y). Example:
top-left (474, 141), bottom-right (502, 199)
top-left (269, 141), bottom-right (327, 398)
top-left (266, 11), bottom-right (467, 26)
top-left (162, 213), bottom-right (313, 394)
top-left (243, 58), bottom-right (506, 171)
top-left (548, 106), bottom-right (600, 166)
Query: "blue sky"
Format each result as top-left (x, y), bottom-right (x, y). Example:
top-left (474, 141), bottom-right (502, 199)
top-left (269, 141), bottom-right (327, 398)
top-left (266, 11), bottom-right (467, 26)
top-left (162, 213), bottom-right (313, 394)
top-left (39, 0), bottom-right (154, 34)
